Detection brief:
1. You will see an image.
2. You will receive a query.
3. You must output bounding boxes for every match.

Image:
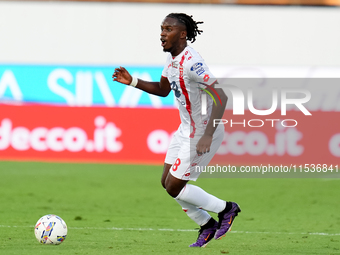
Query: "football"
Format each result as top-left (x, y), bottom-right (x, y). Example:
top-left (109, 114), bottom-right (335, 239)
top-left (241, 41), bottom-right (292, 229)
top-left (34, 214), bottom-right (67, 244)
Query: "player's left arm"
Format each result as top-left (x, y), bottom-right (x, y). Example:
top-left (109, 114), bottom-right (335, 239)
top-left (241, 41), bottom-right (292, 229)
top-left (196, 85), bottom-right (227, 156)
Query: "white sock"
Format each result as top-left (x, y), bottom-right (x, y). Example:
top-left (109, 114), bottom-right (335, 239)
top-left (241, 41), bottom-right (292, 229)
top-left (175, 199), bottom-right (211, 226)
top-left (176, 184), bottom-right (226, 214)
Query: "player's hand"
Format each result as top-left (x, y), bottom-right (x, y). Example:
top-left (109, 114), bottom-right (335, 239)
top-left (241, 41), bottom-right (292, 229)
top-left (196, 134), bottom-right (212, 156)
top-left (112, 66), bottom-right (132, 85)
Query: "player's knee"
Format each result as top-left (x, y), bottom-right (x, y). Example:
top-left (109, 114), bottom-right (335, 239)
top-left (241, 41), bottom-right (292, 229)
top-left (165, 185), bottom-right (181, 198)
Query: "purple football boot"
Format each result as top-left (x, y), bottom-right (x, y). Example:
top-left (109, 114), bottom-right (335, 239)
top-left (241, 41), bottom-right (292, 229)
top-left (215, 202), bottom-right (241, 240)
top-left (189, 219), bottom-right (218, 247)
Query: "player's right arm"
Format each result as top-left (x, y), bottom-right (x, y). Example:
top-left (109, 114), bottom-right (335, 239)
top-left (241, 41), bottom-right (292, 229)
top-left (112, 66), bottom-right (171, 97)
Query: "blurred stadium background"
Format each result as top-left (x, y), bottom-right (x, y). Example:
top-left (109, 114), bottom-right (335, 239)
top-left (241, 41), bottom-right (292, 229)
top-left (0, 1), bottom-right (340, 254)
top-left (1, 0), bottom-right (340, 165)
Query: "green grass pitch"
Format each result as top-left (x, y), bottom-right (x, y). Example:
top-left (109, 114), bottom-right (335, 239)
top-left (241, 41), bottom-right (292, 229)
top-left (0, 161), bottom-right (339, 255)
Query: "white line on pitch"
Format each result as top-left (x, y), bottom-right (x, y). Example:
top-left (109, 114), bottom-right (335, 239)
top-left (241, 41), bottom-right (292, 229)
top-left (1, 225), bottom-right (339, 236)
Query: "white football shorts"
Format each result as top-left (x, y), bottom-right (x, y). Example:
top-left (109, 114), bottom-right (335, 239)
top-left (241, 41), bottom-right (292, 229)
top-left (165, 125), bottom-right (224, 181)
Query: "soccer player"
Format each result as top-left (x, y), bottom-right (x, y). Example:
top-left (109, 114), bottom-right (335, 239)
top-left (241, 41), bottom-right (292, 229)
top-left (112, 13), bottom-right (240, 247)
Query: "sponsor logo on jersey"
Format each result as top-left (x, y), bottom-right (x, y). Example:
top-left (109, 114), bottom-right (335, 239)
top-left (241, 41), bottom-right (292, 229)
top-left (203, 74), bottom-right (210, 82)
top-left (171, 61), bottom-right (178, 68)
top-left (190, 62), bottom-right (203, 71)
top-left (196, 67), bottom-right (205, 76)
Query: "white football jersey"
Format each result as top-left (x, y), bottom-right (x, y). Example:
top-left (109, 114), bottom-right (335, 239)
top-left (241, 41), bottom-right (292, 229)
top-left (162, 46), bottom-right (217, 138)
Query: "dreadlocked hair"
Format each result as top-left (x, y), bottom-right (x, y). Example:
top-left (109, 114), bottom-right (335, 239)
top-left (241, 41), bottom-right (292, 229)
top-left (166, 13), bottom-right (203, 43)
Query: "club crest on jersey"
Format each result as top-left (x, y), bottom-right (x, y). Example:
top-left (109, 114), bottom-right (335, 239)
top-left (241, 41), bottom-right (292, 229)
top-left (171, 61), bottom-right (178, 68)
top-left (190, 62), bottom-right (203, 71)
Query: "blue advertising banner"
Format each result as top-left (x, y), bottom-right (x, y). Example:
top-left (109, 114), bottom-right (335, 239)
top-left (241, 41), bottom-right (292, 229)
top-left (0, 65), bottom-right (175, 108)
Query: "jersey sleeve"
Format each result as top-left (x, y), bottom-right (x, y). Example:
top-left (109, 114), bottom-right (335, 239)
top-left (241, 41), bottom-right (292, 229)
top-left (161, 65), bottom-right (168, 78)
top-left (161, 54), bottom-right (171, 78)
top-left (187, 59), bottom-right (217, 87)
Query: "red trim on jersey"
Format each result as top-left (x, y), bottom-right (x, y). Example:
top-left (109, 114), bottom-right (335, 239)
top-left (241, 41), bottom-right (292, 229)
top-left (179, 55), bottom-right (196, 138)
top-left (210, 79), bottom-right (218, 87)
